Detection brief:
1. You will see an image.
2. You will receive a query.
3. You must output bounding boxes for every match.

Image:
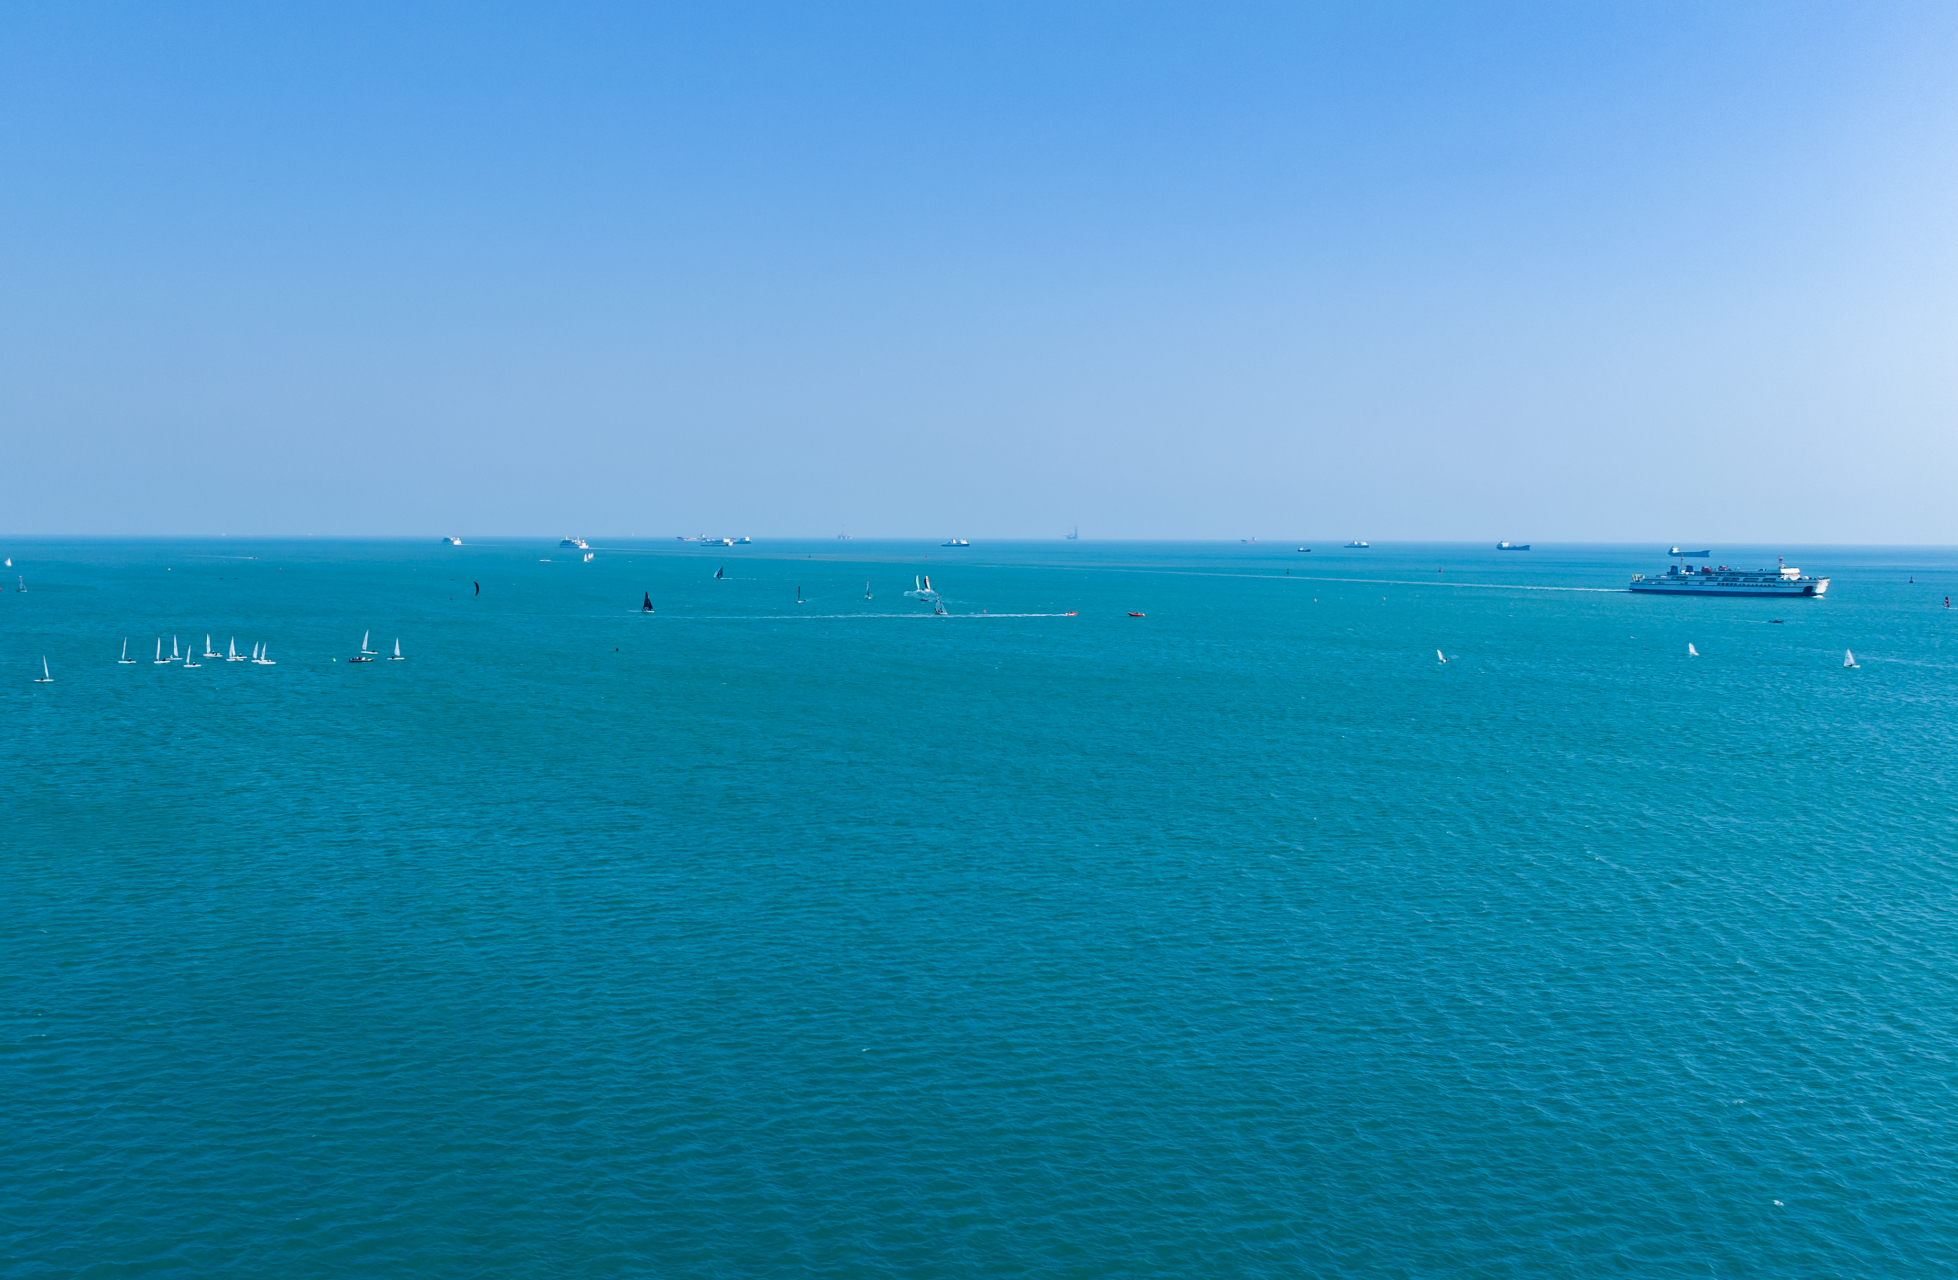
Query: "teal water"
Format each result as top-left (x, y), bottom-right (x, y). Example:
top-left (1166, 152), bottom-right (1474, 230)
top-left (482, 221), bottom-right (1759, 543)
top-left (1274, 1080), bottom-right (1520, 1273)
top-left (6, 539), bottom-right (1957, 1277)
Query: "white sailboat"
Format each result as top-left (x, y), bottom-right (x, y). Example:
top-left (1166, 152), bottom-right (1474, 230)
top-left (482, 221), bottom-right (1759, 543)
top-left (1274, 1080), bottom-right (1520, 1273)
top-left (33, 656), bottom-right (52, 683)
top-left (182, 645), bottom-right (202, 668)
top-left (1687, 643), bottom-right (1699, 656)
top-left (1436, 650), bottom-right (1447, 664)
top-left (172, 636), bottom-right (181, 662)
top-left (1844, 649), bottom-right (1858, 669)
top-left (227, 637), bottom-right (245, 662)
top-left (119, 639), bottom-right (135, 664)
top-left (154, 638), bottom-right (169, 665)
top-left (203, 634), bottom-right (220, 658)
top-left (253, 643), bottom-right (276, 665)
top-left (390, 638), bottom-right (404, 661)
top-left (360, 630), bottom-right (377, 655)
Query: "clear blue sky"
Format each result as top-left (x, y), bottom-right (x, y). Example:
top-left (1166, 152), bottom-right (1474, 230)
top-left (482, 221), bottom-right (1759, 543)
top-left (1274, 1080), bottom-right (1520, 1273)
top-left (4, 2), bottom-right (1955, 541)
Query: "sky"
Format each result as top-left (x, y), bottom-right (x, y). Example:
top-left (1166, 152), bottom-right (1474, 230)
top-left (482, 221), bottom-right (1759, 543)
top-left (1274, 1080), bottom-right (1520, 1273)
top-left (3, 1), bottom-right (1956, 541)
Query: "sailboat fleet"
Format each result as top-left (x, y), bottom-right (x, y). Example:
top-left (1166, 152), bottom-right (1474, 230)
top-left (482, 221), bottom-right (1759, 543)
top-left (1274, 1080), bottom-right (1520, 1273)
top-left (83, 630), bottom-right (404, 674)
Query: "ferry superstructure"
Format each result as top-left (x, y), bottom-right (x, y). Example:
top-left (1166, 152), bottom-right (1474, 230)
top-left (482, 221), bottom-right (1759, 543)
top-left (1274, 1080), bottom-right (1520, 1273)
top-left (1629, 554), bottom-right (1829, 597)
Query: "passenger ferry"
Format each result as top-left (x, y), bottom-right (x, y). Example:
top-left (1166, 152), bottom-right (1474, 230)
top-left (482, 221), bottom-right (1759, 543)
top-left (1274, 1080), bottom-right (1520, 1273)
top-left (559, 536), bottom-right (590, 550)
top-left (1630, 552), bottom-right (1829, 597)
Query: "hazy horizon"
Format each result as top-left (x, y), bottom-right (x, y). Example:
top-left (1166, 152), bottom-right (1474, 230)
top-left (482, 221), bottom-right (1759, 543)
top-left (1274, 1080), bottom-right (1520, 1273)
top-left (6, 3), bottom-right (1957, 542)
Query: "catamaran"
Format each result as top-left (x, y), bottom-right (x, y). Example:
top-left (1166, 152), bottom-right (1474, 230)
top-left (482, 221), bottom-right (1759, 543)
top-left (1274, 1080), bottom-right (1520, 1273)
top-left (904, 576), bottom-right (939, 603)
top-left (119, 639), bottom-right (135, 664)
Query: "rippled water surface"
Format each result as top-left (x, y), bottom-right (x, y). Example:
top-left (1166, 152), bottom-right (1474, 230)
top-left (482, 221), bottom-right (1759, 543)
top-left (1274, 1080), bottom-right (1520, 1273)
top-left (6, 539), bottom-right (1957, 1277)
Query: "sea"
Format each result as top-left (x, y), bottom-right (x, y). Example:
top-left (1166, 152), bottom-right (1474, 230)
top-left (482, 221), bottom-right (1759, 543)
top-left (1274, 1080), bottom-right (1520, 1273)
top-left (5, 538), bottom-right (1956, 1277)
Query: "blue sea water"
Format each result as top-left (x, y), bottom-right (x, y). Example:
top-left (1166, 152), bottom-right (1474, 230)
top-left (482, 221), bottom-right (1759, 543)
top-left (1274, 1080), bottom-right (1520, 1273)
top-left (5, 538), bottom-right (1957, 1277)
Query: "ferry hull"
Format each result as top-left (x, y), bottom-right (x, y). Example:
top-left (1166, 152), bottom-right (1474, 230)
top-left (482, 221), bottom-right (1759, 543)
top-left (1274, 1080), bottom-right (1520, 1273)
top-left (1628, 582), bottom-right (1827, 597)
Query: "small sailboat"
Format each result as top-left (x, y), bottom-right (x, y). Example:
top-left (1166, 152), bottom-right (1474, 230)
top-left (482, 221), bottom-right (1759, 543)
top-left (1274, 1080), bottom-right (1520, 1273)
top-left (16, 575), bottom-right (24, 592)
top-left (715, 566), bottom-right (724, 580)
top-left (1688, 643), bottom-right (1699, 657)
top-left (360, 630), bottom-right (377, 655)
top-left (390, 638), bottom-right (404, 661)
top-left (641, 592), bottom-right (654, 613)
top-left (227, 637), bottom-right (245, 661)
top-left (203, 634), bottom-right (221, 658)
top-left (1436, 650), bottom-right (1447, 664)
top-left (864, 581), bottom-right (873, 600)
top-left (933, 599), bottom-right (948, 615)
top-left (797, 585), bottom-right (806, 604)
top-left (4, 557), bottom-right (10, 566)
top-left (119, 639), bottom-right (135, 664)
top-left (253, 643), bottom-right (276, 665)
top-left (33, 656), bottom-right (52, 683)
top-left (1066, 526), bottom-right (1079, 540)
top-left (172, 636), bottom-right (181, 662)
top-left (1844, 649), bottom-right (1859, 668)
top-left (182, 646), bottom-right (201, 668)
top-left (154, 638), bottom-right (170, 665)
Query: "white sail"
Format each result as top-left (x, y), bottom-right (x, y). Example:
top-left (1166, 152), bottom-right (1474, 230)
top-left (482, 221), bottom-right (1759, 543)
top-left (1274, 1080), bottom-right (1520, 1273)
top-left (1687, 643), bottom-right (1699, 656)
top-left (1844, 649), bottom-right (1857, 668)
top-left (391, 638), bottom-right (403, 660)
top-left (172, 636), bottom-right (180, 659)
top-left (1437, 650), bottom-right (1446, 664)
